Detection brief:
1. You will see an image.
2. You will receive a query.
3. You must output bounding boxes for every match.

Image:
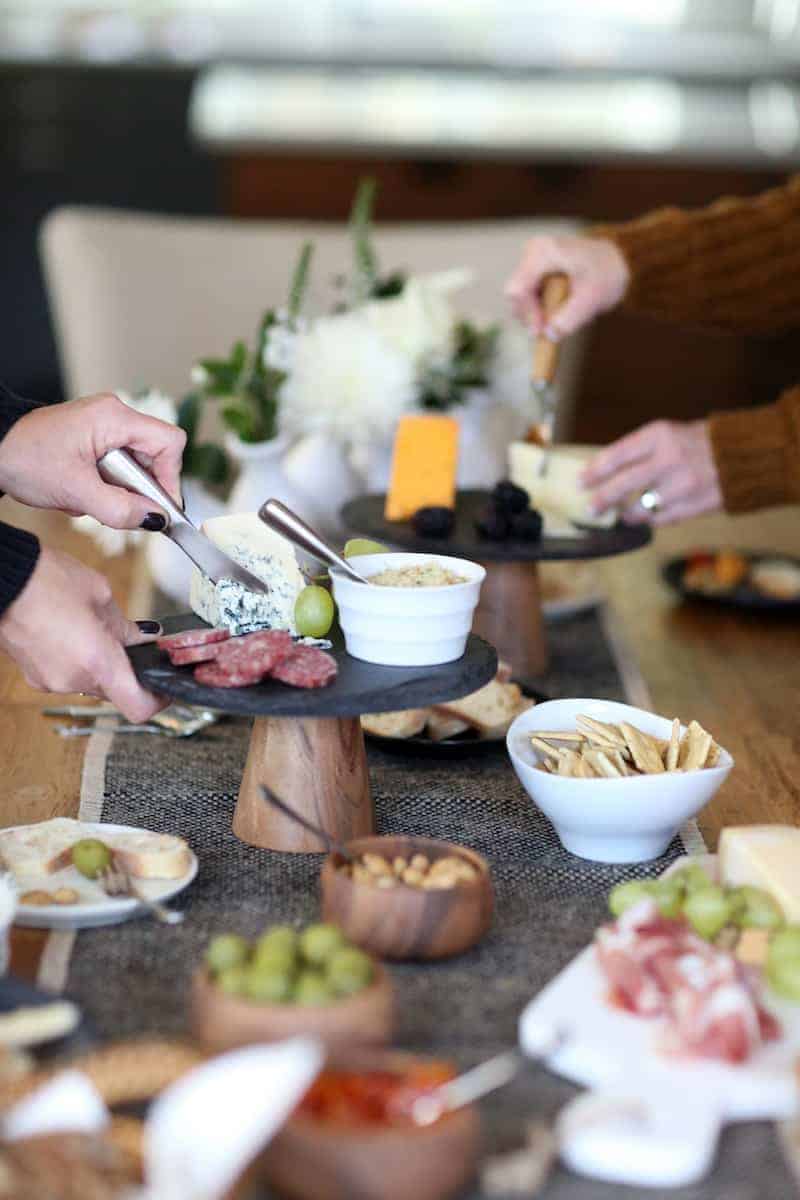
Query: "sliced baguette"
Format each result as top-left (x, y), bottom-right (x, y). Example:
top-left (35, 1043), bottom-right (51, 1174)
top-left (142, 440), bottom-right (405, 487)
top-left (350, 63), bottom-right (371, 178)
top-left (44, 828), bottom-right (192, 881)
top-left (360, 709), bottom-right (429, 739)
top-left (0, 819), bottom-right (85, 878)
top-left (436, 679), bottom-right (523, 735)
top-left (426, 711), bottom-right (470, 741)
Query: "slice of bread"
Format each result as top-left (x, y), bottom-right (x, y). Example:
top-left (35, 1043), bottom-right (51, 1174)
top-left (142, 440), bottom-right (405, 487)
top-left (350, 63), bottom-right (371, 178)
top-left (750, 559), bottom-right (800, 601)
top-left (111, 833), bottom-right (193, 881)
top-left (360, 709), bottom-right (429, 739)
top-left (436, 679), bottom-right (523, 735)
top-left (426, 711), bottom-right (470, 741)
top-left (0, 819), bottom-right (84, 878)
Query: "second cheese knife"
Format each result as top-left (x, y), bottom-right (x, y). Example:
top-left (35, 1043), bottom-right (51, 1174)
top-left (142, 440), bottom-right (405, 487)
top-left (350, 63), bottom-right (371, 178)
top-left (97, 448), bottom-right (269, 593)
top-left (531, 272), bottom-right (570, 476)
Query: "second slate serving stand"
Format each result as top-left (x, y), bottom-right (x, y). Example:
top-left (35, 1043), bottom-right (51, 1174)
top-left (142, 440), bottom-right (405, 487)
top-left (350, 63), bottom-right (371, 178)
top-left (341, 491), bottom-right (651, 681)
top-left (129, 620), bottom-right (496, 854)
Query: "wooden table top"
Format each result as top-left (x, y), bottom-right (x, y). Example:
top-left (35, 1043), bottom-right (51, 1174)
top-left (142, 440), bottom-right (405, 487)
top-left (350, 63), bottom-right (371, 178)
top-left (1, 497), bottom-right (798, 980)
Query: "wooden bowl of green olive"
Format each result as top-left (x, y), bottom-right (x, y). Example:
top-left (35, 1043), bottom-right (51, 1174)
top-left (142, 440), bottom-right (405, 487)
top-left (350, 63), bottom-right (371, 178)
top-left (321, 835), bottom-right (494, 961)
top-left (190, 922), bottom-right (393, 1054)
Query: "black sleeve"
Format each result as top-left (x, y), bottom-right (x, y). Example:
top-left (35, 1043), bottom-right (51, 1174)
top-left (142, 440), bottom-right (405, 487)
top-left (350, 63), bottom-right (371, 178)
top-left (0, 381), bottom-right (40, 443)
top-left (0, 382), bottom-right (42, 617)
top-left (0, 521), bottom-right (40, 618)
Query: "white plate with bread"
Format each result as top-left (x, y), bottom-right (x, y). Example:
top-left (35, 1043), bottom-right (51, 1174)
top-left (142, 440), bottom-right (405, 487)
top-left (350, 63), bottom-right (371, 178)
top-left (0, 819), bottom-right (198, 930)
top-left (361, 662), bottom-right (540, 757)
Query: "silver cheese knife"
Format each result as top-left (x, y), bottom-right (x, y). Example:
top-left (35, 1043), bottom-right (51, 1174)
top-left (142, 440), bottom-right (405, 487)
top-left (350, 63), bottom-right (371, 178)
top-left (97, 448), bottom-right (268, 593)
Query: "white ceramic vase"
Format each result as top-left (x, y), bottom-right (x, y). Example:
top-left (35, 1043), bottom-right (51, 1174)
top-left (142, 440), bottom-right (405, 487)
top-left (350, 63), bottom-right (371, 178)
top-left (145, 477), bottom-right (227, 602)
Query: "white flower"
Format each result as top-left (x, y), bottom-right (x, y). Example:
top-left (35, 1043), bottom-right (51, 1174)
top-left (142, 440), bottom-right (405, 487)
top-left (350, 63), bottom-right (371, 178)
top-left (278, 311), bottom-right (416, 447)
top-left (191, 364), bottom-right (210, 388)
top-left (488, 321), bottom-right (535, 415)
top-left (262, 324), bottom-right (297, 372)
top-left (362, 270), bottom-right (471, 370)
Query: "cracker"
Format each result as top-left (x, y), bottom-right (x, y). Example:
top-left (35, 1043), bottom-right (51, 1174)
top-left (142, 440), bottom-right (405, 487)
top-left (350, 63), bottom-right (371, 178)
top-left (681, 720), bottom-right (713, 772)
top-left (620, 723), bottom-right (665, 774)
top-left (665, 718), bottom-right (681, 772)
top-left (584, 748), bottom-right (623, 778)
top-left (576, 715), bottom-right (627, 751)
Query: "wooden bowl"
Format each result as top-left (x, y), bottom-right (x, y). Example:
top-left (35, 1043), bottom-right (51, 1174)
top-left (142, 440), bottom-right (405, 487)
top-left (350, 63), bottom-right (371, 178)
top-left (320, 835), bottom-right (493, 960)
top-left (260, 1050), bottom-right (480, 1200)
top-left (189, 963), bottom-right (393, 1054)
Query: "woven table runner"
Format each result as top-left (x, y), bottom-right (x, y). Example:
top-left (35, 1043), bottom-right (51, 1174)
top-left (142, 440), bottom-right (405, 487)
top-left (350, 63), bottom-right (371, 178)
top-left (56, 607), bottom-right (789, 1199)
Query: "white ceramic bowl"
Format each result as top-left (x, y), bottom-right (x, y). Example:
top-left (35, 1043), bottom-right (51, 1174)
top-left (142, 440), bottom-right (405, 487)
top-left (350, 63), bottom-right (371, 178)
top-left (506, 698), bottom-right (733, 863)
top-left (330, 552), bottom-right (485, 667)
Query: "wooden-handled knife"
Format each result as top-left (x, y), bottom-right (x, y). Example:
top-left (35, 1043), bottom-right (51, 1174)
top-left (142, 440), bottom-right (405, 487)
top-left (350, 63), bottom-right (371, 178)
top-left (531, 272), bottom-right (570, 476)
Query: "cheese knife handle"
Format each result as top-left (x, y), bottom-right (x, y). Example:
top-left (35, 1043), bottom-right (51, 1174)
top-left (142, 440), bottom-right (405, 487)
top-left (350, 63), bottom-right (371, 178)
top-left (97, 448), bottom-right (187, 530)
top-left (531, 273), bottom-right (570, 386)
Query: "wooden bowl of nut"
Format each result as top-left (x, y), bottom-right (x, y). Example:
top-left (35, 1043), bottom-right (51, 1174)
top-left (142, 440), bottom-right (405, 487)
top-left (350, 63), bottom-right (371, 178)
top-left (259, 1048), bottom-right (480, 1200)
top-left (320, 835), bottom-right (493, 960)
top-left (189, 922), bottom-right (393, 1054)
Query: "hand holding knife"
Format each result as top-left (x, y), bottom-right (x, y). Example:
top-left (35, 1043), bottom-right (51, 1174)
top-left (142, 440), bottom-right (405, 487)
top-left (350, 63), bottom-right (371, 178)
top-left (531, 273), bottom-right (570, 476)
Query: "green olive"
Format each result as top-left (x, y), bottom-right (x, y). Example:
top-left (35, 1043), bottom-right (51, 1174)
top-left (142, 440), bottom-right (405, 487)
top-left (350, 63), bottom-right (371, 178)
top-left (326, 946), bottom-right (373, 996)
top-left (608, 880), bottom-right (655, 918)
top-left (245, 966), bottom-right (293, 1004)
top-left (299, 923), bottom-right (346, 966)
top-left (683, 885), bottom-right (732, 941)
top-left (730, 885), bottom-right (784, 931)
top-left (670, 863), bottom-right (714, 895)
top-left (72, 838), bottom-right (112, 880)
top-left (252, 940), bottom-right (297, 974)
top-left (293, 971), bottom-right (336, 1006)
top-left (205, 934), bottom-right (250, 975)
top-left (651, 878), bottom-right (684, 920)
top-left (767, 925), bottom-right (800, 968)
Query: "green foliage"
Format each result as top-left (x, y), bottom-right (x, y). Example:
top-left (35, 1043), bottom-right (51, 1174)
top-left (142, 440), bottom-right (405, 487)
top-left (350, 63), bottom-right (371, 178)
top-left (419, 320), bottom-right (500, 411)
top-left (177, 392), bottom-right (231, 486)
top-left (288, 241), bottom-right (314, 323)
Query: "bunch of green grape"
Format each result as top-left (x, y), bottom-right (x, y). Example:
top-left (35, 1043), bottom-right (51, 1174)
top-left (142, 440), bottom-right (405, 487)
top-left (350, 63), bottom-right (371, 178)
top-left (608, 866), bottom-right (799, 991)
top-left (205, 923), bottom-right (374, 1006)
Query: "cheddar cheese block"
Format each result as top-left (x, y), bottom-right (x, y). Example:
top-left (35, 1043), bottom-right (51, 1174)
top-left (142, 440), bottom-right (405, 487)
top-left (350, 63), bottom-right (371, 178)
top-left (719, 825), bottom-right (800, 922)
top-left (385, 415), bottom-right (459, 521)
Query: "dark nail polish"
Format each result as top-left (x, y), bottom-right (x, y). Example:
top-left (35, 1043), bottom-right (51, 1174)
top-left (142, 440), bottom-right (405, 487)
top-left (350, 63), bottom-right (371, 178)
top-left (141, 512), bottom-right (166, 532)
top-left (136, 620), bottom-right (162, 636)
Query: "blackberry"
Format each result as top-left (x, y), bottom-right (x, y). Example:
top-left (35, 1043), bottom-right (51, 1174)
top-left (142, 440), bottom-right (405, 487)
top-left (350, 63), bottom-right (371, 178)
top-left (510, 507), bottom-right (543, 542)
top-left (412, 506), bottom-right (456, 538)
top-left (475, 503), bottom-right (511, 540)
top-left (492, 480), bottom-right (529, 515)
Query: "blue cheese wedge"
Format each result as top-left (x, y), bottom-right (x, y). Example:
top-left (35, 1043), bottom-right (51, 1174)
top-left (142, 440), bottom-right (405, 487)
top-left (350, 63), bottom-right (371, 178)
top-left (189, 512), bottom-right (305, 635)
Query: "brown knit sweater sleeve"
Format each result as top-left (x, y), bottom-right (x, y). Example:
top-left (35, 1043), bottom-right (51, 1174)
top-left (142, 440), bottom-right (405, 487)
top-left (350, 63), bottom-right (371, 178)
top-left (593, 176), bottom-right (800, 335)
top-left (708, 386), bottom-right (800, 512)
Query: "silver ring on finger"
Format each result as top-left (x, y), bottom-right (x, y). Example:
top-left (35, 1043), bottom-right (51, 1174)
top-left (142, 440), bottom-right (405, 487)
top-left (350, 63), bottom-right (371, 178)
top-left (638, 488), bottom-right (664, 515)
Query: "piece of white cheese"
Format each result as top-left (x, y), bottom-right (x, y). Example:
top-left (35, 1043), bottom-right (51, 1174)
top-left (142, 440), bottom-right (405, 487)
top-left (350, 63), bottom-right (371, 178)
top-left (508, 443), bottom-right (616, 534)
top-left (189, 512), bottom-right (305, 636)
top-left (719, 825), bottom-right (800, 923)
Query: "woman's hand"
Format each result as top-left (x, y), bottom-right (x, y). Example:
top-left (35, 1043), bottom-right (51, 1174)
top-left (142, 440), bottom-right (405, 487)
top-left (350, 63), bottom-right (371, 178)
top-left (505, 234), bottom-right (630, 338)
top-left (0, 547), bottom-right (165, 722)
top-left (583, 420), bottom-right (723, 526)
top-left (0, 393), bottom-right (186, 530)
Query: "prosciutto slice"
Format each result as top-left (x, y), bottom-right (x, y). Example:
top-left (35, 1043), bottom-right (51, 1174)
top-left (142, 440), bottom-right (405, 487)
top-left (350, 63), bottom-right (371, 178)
top-left (595, 898), bottom-right (780, 1064)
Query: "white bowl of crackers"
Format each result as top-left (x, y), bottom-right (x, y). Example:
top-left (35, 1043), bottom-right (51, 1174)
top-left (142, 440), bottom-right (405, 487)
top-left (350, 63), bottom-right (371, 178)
top-left (507, 698), bottom-right (733, 863)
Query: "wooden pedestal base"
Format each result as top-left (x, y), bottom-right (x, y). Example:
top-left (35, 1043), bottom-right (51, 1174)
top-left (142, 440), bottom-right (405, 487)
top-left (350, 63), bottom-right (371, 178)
top-left (233, 716), bottom-right (373, 852)
top-left (472, 560), bottom-right (548, 680)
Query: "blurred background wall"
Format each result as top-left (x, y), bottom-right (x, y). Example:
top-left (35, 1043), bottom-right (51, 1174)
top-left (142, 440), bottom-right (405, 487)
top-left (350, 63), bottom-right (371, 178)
top-left (3, 0), bottom-right (800, 441)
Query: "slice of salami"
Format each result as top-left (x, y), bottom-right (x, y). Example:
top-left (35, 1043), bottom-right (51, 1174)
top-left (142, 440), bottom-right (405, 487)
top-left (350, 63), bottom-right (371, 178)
top-left (157, 627), bottom-right (230, 652)
top-left (216, 629), bottom-right (294, 671)
top-left (270, 645), bottom-right (338, 689)
top-left (194, 660), bottom-right (265, 688)
top-left (168, 642), bottom-right (225, 667)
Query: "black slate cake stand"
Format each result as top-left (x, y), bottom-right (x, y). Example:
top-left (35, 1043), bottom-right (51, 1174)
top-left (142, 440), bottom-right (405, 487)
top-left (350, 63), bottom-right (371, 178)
top-left (342, 491), bottom-right (652, 681)
top-left (129, 618), bottom-right (497, 853)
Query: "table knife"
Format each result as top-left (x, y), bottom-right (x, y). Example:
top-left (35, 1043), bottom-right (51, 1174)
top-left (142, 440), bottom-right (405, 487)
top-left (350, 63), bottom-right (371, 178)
top-left (97, 448), bottom-right (268, 593)
top-left (531, 272), bottom-right (570, 476)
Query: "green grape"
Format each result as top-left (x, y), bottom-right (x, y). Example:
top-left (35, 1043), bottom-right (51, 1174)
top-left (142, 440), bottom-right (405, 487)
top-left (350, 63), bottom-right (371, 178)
top-left (326, 947), bottom-right (373, 996)
top-left (343, 538), bottom-right (388, 558)
top-left (205, 933), bottom-right (250, 975)
top-left (299, 923), bottom-right (346, 966)
top-left (252, 940), bottom-right (296, 973)
top-left (683, 884), bottom-right (732, 940)
top-left (245, 966), bottom-right (293, 1004)
top-left (766, 957), bottom-right (800, 1003)
top-left (257, 925), bottom-right (297, 952)
top-left (217, 965), bottom-right (250, 996)
top-left (670, 863), bottom-right (714, 894)
top-left (294, 586), bottom-right (335, 638)
top-left (72, 838), bottom-right (112, 880)
top-left (730, 886), bottom-right (784, 931)
top-left (651, 878), bottom-right (684, 920)
top-left (608, 879), bottom-right (655, 918)
top-left (294, 971), bottom-right (335, 1006)
top-left (767, 926), bottom-right (800, 968)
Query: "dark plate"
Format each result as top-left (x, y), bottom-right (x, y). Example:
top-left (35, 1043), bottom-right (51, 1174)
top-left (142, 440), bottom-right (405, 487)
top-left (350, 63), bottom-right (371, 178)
top-left (341, 491), bottom-right (651, 563)
top-left (663, 553), bottom-right (800, 612)
top-left (0, 974), bottom-right (91, 1060)
top-left (129, 617), bottom-right (498, 719)
top-left (364, 683), bottom-right (547, 759)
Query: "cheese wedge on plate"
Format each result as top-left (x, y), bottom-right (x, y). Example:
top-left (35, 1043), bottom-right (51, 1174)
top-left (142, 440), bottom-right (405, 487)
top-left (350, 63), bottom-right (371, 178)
top-left (189, 512), bottom-right (305, 635)
top-left (508, 443), bottom-right (615, 535)
top-left (719, 825), bottom-right (800, 922)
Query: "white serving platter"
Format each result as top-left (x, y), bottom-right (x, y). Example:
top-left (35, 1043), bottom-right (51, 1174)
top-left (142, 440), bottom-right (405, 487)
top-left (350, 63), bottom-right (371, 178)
top-left (519, 855), bottom-right (800, 1188)
top-left (9, 822), bottom-right (198, 930)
